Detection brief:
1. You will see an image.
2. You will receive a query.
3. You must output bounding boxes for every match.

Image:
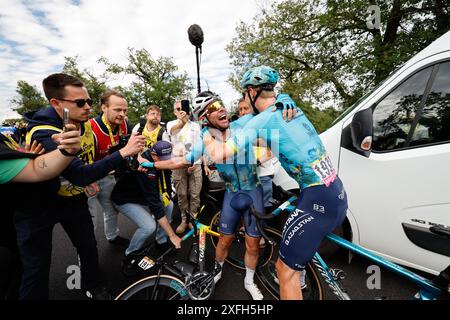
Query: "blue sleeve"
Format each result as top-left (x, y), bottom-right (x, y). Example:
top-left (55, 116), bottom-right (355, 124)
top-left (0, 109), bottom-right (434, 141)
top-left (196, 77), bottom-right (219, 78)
top-left (32, 128), bottom-right (124, 187)
top-left (227, 117), bottom-right (259, 153)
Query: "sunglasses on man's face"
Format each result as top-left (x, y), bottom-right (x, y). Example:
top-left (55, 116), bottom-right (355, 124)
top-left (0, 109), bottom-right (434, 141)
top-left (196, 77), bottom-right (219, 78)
top-left (206, 101), bottom-right (225, 114)
top-left (59, 98), bottom-right (94, 108)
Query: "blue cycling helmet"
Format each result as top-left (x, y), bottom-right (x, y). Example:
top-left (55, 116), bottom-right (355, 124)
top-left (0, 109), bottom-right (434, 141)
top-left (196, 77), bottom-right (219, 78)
top-left (240, 65), bottom-right (279, 89)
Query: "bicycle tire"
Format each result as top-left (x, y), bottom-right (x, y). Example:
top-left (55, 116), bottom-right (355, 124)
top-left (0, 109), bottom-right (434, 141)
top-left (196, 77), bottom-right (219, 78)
top-left (256, 228), bottom-right (324, 300)
top-left (115, 274), bottom-right (190, 300)
top-left (209, 211), bottom-right (275, 269)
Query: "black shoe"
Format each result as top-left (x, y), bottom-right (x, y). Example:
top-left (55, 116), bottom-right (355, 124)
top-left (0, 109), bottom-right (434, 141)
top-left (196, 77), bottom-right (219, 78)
top-left (85, 286), bottom-right (111, 300)
top-left (121, 254), bottom-right (142, 277)
top-left (108, 236), bottom-right (130, 248)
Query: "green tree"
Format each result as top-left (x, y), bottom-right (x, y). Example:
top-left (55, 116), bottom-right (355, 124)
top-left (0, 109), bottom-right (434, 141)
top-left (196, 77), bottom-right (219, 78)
top-left (10, 80), bottom-right (47, 116)
top-left (227, 0), bottom-right (450, 130)
top-left (100, 48), bottom-right (193, 123)
top-left (63, 56), bottom-right (108, 117)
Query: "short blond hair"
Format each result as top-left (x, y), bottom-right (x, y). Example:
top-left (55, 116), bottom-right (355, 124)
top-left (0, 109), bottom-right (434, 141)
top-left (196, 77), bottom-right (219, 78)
top-left (146, 105), bottom-right (161, 114)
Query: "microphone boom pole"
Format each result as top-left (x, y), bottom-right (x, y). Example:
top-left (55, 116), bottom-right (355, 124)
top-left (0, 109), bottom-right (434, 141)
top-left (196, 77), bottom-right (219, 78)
top-left (195, 46), bottom-right (201, 94)
top-left (188, 24), bottom-right (204, 94)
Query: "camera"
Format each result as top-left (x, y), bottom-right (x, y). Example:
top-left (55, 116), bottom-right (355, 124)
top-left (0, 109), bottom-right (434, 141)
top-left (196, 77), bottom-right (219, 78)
top-left (109, 134), bottom-right (130, 154)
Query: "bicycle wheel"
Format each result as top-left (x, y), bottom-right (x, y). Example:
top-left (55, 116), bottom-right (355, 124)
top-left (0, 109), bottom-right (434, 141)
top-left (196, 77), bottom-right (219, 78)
top-left (209, 211), bottom-right (275, 269)
top-left (115, 274), bottom-right (190, 300)
top-left (256, 229), bottom-right (324, 300)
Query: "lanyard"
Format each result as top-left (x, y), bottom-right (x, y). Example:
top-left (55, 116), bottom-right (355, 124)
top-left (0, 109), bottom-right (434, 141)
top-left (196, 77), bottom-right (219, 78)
top-left (101, 114), bottom-right (122, 146)
top-left (159, 171), bottom-right (167, 192)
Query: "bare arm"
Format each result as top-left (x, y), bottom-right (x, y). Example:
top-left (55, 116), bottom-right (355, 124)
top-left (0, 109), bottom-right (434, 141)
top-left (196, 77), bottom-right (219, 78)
top-left (11, 125), bottom-right (81, 183)
top-left (169, 112), bottom-right (188, 135)
top-left (157, 216), bottom-right (181, 248)
top-left (203, 134), bottom-right (235, 163)
top-left (11, 149), bottom-right (74, 183)
top-left (154, 157), bottom-right (190, 170)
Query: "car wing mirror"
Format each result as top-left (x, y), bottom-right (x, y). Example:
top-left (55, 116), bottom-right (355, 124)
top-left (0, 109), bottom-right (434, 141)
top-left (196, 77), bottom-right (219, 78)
top-left (350, 107), bottom-right (373, 156)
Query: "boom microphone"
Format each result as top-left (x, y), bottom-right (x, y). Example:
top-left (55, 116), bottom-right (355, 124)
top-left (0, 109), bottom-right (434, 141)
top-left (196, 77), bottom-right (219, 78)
top-left (188, 24), bottom-right (204, 48)
top-left (132, 116), bottom-right (147, 169)
top-left (137, 116), bottom-right (146, 135)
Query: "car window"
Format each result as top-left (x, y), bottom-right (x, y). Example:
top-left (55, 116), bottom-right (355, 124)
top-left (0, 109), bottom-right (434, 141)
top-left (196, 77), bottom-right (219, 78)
top-left (409, 61), bottom-right (450, 147)
top-left (372, 66), bottom-right (432, 151)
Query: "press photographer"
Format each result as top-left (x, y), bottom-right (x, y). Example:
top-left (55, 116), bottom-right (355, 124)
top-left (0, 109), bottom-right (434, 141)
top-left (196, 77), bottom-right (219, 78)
top-left (111, 140), bottom-right (181, 276)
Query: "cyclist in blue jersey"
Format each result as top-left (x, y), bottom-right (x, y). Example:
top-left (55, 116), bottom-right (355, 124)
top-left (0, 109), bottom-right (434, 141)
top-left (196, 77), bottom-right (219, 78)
top-left (201, 66), bottom-right (348, 300)
top-left (141, 91), bottom-right (266, 300)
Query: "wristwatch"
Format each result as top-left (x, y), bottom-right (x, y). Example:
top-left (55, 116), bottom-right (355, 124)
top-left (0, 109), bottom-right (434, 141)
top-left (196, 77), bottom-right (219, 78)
top-left (59, 148), bottom-right (81, 157)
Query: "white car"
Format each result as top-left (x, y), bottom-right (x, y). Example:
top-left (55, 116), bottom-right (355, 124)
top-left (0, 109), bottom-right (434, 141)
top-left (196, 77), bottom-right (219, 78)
top-left (320, 31), bottom-right (450, 275)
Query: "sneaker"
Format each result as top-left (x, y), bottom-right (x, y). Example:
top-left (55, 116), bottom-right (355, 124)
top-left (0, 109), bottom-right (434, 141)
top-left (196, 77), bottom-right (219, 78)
top-left (213, 261), bottom-right (222, 284)
top-left (85, 286), bottom-right (111, 300)
top-left (176, 221), bottom-right (187, 234)
top-left (108, 236), bottom-right (130, 248)
top-left (121, 254), bottom-right (141, 277)
top-left (244, 281), bottom-right (263, 300)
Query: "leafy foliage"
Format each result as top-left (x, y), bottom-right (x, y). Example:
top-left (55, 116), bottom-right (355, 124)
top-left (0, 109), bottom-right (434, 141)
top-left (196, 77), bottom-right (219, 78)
top-left (10, 80), bottom-right (47, 116)
top-left (8, 50), bottom-right (192, 125)
top-left (227, 0), bottom-right (450, 130)
top-left (100, 48), bottom-right (193, 123)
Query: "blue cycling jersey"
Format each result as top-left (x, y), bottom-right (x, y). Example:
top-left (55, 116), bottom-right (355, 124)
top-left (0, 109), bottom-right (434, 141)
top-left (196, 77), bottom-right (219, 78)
top-left (186, 114), bottom-right (260, 192)
top-left (227, 95), bottom-right (336, 190)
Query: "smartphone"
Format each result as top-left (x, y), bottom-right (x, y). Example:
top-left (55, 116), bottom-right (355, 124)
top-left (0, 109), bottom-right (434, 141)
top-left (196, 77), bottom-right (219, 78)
top-left (181, 100), bottom-right (190, 114)
top-left (63, 108), bottom-right (69, 132)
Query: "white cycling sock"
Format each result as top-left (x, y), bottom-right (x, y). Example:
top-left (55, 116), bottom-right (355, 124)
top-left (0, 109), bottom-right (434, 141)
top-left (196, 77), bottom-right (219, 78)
top-left (245, 267), bottom-right (256, 284)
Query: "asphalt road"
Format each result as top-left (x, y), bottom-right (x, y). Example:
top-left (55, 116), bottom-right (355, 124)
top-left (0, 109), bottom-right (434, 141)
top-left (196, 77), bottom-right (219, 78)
top-left (48, 202), bottom-right (420, 300)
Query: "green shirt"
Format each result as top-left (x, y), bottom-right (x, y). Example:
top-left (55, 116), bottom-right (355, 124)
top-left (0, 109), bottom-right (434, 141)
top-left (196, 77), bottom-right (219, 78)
top-left (0, 158), bottom-right (29, 184)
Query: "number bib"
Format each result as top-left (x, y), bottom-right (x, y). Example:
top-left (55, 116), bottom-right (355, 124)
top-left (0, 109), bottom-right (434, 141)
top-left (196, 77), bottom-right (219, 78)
top-left (311, 154), bottom-right (336, 187)
top-left (138, 256), bottom-right (155, 270)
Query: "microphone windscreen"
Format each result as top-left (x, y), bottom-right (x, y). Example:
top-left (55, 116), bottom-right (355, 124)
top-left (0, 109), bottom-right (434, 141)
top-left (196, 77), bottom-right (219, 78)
top-left (188, 24), bottom-right (204, 47)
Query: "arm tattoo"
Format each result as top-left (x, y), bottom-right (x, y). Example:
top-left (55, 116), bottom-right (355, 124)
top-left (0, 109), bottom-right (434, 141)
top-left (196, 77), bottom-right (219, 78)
top-left (37, 158), bottom-right (48, 169)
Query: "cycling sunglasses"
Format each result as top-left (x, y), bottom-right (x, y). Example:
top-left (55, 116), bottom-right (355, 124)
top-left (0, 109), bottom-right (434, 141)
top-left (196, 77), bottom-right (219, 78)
top-left (59, 98), bottom-right (94, 108)
top-left (206, 101), bottom-right (224, 114)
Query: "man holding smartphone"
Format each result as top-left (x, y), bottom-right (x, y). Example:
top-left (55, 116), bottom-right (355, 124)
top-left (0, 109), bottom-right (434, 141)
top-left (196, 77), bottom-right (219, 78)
top-left (166, 100), bottom-right (202, 234)
top-left (18, 73), bottom-right (145, 300)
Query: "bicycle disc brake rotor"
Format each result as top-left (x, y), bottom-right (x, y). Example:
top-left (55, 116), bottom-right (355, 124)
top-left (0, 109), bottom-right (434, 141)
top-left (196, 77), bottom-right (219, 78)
top-left (187, 271), bottom-right (215, 300)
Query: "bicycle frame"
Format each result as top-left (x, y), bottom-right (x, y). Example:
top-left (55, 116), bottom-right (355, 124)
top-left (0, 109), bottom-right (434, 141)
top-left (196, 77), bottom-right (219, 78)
top-left (265, 194), bottom-right (445, 300)
top-left (181, 208), bottom-right (220, 273)
top-left (312, 233), bottom-right (443, 300)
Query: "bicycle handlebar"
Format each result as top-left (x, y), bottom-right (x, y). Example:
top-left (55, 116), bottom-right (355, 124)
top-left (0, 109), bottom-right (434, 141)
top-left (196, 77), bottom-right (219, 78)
top-left (254, 215), bottom-right (275, 246)
top-left (248, 195), bottom-right (298, 245)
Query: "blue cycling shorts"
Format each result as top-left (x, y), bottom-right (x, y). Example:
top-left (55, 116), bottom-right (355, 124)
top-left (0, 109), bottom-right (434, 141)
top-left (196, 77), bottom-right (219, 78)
top-left (279, 177), bottom-right (348, 271)
top-left (219, 186), bottom-right (264, 238)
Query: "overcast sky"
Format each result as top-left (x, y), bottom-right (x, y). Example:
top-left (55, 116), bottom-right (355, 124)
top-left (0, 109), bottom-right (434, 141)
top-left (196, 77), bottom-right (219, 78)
top-left (0, 0), bottom-right (269, 122)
